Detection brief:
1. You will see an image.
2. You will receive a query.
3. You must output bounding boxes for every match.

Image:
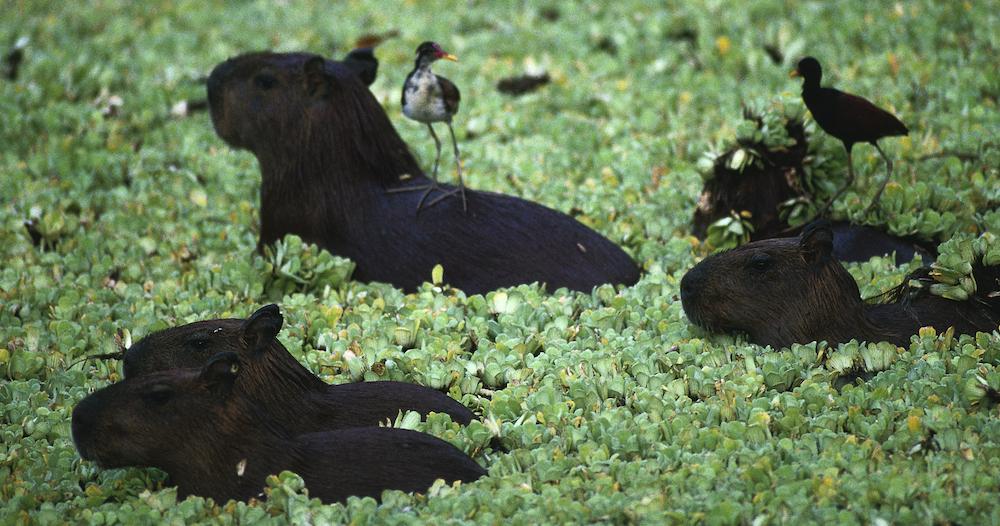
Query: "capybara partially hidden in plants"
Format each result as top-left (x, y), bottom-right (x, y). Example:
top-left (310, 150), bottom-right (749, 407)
top-left (691, 103), bottom-right (933, 265)
top-left (72, 352), bottom-right (485, 504)
top-left (205, 52), bottom-right (639, 295)
top-left (680, 222), bottom-right (1000, 349)
top-left (122, 305), bottom-right (474, 430)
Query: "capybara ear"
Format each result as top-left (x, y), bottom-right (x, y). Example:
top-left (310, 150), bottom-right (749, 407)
top-left (303, 56), bottom-right (331, 98)
top-left (200, 352), bottom-right (241, 395)
top-left (800, 220), bottom-right (834, 264)
top-left (241, 304), bottom-right (283, 352)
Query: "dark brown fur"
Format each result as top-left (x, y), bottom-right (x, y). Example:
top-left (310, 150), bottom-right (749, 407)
top-left (206, 52), bottom-right (639, 295)
top-left (680, 222), bottom-right (1000, 348)
top-left (691, 112), bottom-right (808, 240)
top-left (72, 352), bottom-right (485, 504)
top-left (122, 305), bottom-right (474, 429)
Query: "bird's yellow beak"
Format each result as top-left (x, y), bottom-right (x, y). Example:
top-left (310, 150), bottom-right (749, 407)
top-left (442, 53), bottom-right (459, 62)
top-left (789, 69), bottom-right (800, 78)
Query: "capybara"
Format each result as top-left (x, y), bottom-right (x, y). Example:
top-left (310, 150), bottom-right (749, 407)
top-left (205, 52), bottom-right (640, 295)
top-left (123, 304), bottom-right (475, 429)
top-left (680, 222), bottom-right (1000, 348)
top-left (72, 352), bottom-right (485, 504)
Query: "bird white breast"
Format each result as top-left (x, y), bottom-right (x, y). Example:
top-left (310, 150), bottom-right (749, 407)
top-left (403, 68), bottom-right (451, 123)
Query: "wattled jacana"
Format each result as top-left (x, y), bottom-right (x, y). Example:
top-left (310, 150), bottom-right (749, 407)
top-left (388, 41), bottom-right (466, 213)
top-left (792, 57), bottom-right (908, 214)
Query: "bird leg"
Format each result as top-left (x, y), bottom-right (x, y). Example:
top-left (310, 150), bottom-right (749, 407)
top-left (819, 144), bottom-right (854, 216)
top-left (426, 121), bottom-right (468, 212)
top-left (864, 142), bottom-right (893, 214)
top-left (387, 123), bottom-right (444, 213)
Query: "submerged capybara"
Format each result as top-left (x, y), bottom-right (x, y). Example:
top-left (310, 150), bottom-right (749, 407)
top-left (205, 52), bottom-right (640, 295)
top-left (72, 352), bottom-right (485, 504)
top-left (123, 305), bottom-right (474, 429)
top-left (680, 222), bottom-right (1000, 348)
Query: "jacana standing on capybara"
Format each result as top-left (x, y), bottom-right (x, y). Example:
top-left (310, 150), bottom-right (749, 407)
top-left (72, 352), bottom-right (485, 504)
top-left (680, 222), bottom-right (1000, 349)
top-left (389, 41), bottom-right (466, 212)
top-left (122, 304), bottom-right (475, 430)
top-left (205, 52), bottom-right (639, 295)
top-left (792, 57), bottom-right (909, 214)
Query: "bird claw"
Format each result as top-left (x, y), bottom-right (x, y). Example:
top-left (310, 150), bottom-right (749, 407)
top-left (387, 183), bottom-right (467, 214)
top-left (425, 186), bottom-right (468, 213)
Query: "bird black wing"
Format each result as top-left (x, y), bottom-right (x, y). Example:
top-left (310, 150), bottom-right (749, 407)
top-left (811, 87), bottom-right (908, 143)
top-left (437, 75), bottom-right (461, 115)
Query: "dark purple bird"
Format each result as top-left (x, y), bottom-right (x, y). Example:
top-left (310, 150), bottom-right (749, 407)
top-left (792, 57), bottom-right (908, 214)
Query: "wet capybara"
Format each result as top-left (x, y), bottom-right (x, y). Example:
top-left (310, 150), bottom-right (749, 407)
top-left (122, 305), bottom-right (475, 429)
top-left (680, 222), bottom-right (1000, 348)
top-left (691, 108), bottom-right (934, 264)
top-left (72, 352), bottom-right (485, 504)
top-left (205, 52), bottom-right (640, 295)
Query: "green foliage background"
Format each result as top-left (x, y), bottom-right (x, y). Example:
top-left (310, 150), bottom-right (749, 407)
top-left (2, 0), bottom-right (999, 524)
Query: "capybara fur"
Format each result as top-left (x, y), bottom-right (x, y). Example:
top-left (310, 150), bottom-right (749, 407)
top-left (691, 109), bottom-right (934, 264)
top-left (122, 305), bottom-right (474, 429)
top-left (205, 52), bottom-right (639, 295)
top-left (691, 112), bottom-right (808, 241)
top-left (72, 352), bottom-right (485, 504)
top-left (680, 222), bottom-right (1000, 348)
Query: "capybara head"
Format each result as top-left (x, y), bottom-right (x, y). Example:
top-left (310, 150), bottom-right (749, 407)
top-left (206, 52), bottom-right (418, 183)
top-left (72, 352), bottom-right (244, 469)
top-left (122, 304), bottom-right (284, 378)
top-left (123, 305), bottom-right (283, 378)
top-left (680, 221), bottom-right (867, 348)
top-left (123, 305), bottom-right (326, 402)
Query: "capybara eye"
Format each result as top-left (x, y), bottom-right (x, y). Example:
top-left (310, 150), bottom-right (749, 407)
top-left (186, 337), bottom-right (210, 349)
top-left (253, 74), bottom-right (277, 90)
top-left (749, 253), bottom-right (772, 272)
top-left (143, 385), bottom-right (173, 405)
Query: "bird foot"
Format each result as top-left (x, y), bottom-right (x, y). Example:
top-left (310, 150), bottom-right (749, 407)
top-left (425, 185), bottom-right (468, 213)
top-left (386, 182), bottom-right (444, 213)
top-left (862, 197), bottom-right (882, 216)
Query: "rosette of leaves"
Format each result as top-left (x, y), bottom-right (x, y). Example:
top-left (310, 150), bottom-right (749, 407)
top-left (739, 96), bottom-right (804, 151)
top-left (979, 208), bottom-right (1000, 233)
top-left (697, 95), bottom-right (807, 182)
top-left (705, 211), bottom-right (754, 250)
top-left (261, 235), bottom-right (356, 299)
top-left (963, 367), bottom-right (1000, 406)
top-left (907, 232), bottom-right (999, 301)
top-left (843, 181), bottom-right (970, 241)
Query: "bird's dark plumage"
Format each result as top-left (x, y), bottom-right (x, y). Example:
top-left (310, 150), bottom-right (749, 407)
top-left (793, 56), bottom-right (908, 213)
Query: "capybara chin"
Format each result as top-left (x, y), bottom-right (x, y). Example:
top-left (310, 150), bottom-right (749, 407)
top-left (680, 222), bottom-right (1000, 349)
top-left (72, 352), bottom-right (485, 504)
top-left (122, 304), bottom-right (475, 429)
top-left (205, 52), bottom-right (640, 295)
